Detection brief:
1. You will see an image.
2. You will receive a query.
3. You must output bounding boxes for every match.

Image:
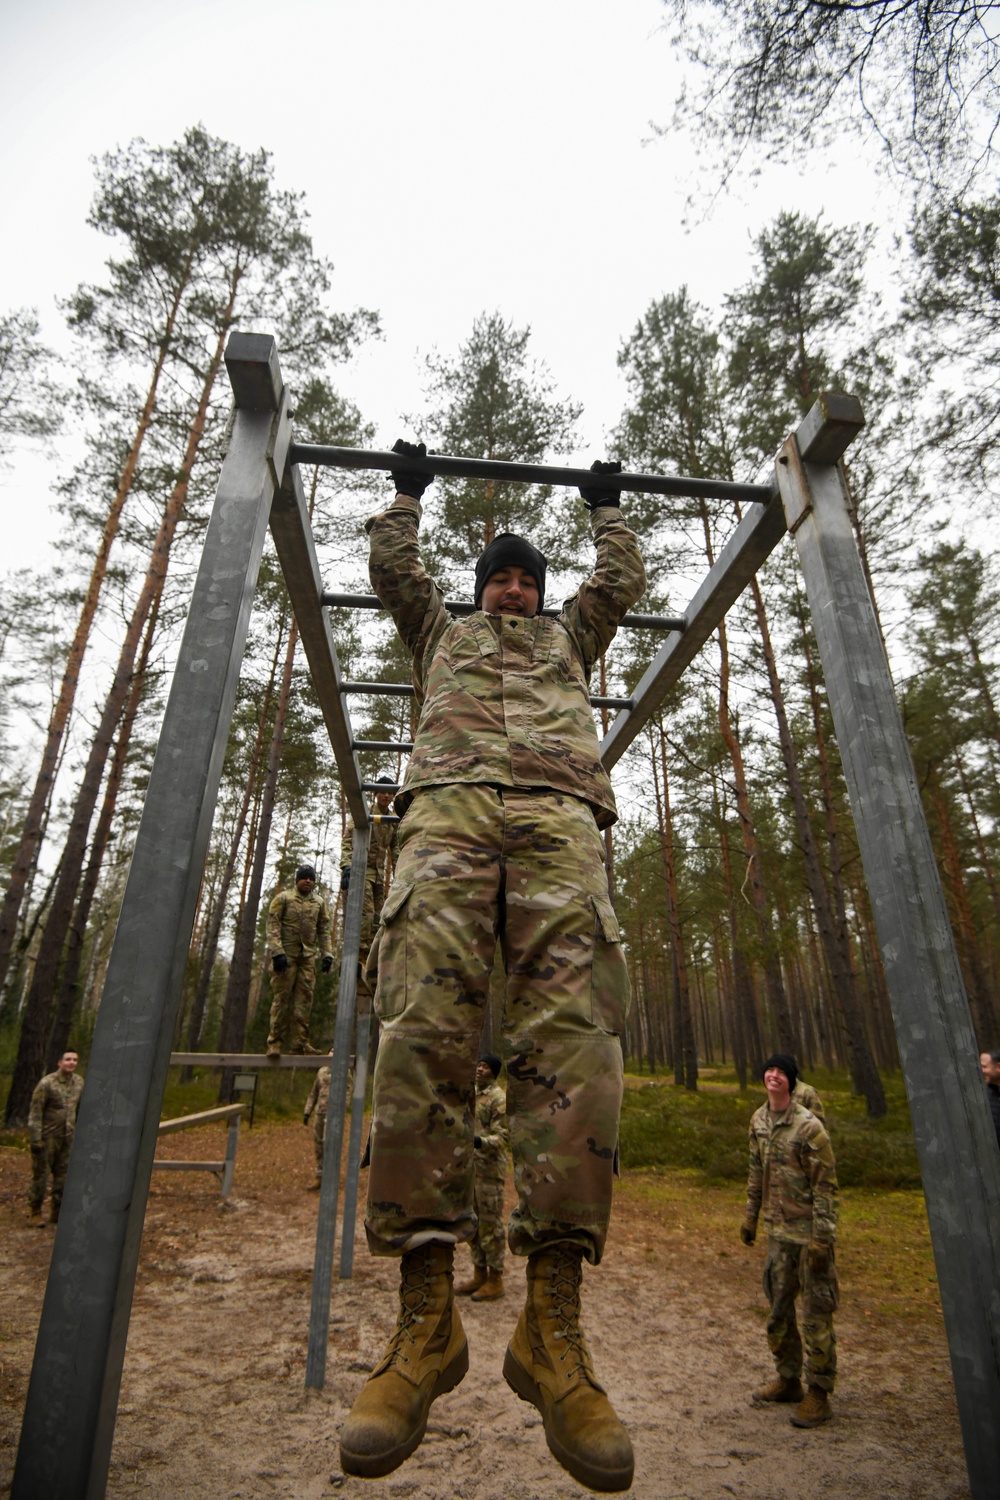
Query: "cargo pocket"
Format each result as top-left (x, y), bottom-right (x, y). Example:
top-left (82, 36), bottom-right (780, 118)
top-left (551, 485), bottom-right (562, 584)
top-left (591, 894), bottom-right (631, 1034)
top-left (368, 880), bottom-right (413, 1021)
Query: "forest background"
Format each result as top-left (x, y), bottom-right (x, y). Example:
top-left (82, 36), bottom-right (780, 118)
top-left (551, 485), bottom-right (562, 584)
top-left (1, 0), bottom-right (999, 1130)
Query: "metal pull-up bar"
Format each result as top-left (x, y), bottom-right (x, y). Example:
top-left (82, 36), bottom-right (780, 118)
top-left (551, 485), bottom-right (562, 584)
top-left (321, 591), bottom-right (685, 633)
top-left (290, 442), bottom-right (774, 506)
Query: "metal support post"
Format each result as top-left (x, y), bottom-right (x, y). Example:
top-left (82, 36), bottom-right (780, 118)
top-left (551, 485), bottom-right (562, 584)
top-left (305, 826), bottom-right (370, 1388)
top-left (338, 979), bottom-right (374, 1279)
top-left (775, 394), bottom-right (1000, 1499)
top-left (13, 332), bottom-right (290, 1500)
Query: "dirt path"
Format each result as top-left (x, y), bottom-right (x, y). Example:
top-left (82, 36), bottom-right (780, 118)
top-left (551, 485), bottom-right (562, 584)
top-left (0, 1124), bottom-right (969, 1500)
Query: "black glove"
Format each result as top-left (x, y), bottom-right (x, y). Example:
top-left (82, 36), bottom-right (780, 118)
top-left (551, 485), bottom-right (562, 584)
top-left (340, 868), bottom-right (350, 892)
top-left (580, 459), bottom-right (623, 512)
top-left (474, 1136), bottom-right (482, 1149)
top-left (389, 438), bottom-right (433, 500)
top-left (740, 1220), bottom-right (757, 1246)
top-left (303, 1113), bottom-right (310, 1127)
top-left (272, 952), bottom-right (289, 974)
top-left (322, 954), bottom-right (333, 973)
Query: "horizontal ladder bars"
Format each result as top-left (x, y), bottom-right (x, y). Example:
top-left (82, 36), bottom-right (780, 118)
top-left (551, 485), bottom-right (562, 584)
top-left (322, 592), bottom-right (683, 632)
top-left (340, 680), bottom-right (633, 711)
top-left (291, 443), bottom-right (773, 506)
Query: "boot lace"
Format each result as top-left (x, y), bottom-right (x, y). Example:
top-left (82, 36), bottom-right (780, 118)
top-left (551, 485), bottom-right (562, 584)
top-left (383, 1246), bottom-right (437, 1370)
top-left (545, 1245), bottom-right (591, 1382)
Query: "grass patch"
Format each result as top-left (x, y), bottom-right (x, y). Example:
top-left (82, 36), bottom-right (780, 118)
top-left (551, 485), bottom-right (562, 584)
top-left (619, 1066), bottom-right (922, 1191)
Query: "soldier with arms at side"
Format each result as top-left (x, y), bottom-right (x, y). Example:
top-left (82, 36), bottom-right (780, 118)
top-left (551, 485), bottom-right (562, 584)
top-left (741, 1052), bottom-right (839, 1428)
top-left (303, 1046), bottom-right (355, 1189)
top-left (456, 1053), bottom-right (510, 1302)
top-left (28, 1048), bottom-right (83, 1227)
top-left (338, 441), bottom-right (646, 1492)
top-left (266, 864), bottom-right (333, 1058)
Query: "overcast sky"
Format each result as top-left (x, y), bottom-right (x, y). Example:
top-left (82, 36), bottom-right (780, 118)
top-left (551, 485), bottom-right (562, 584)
top-left (0, 0), bottom-right (910, 578)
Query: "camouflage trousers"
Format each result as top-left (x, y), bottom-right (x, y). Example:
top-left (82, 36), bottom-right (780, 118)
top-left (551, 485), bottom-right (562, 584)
top-left (267, 954), bottom-right (316, 1051)
top-left (313, 1110), bottom-right (327, 1173)
top-left (29, 1134), bottom-right (71, 1212)
top-left (470, 1170), bottom-right (506, 1273)
top-left (355, 878), bottom-right (384, 1005)
top-left (365, 784), bottom-right (629, 1266)
top-left (763, 1236), bottom-right (839, 1392)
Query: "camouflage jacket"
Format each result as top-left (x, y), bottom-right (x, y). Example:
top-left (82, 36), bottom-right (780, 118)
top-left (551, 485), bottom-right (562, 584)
top-left (792, 1079), bottom-right (825, 1121)
top-left (306, 1066), bottom-right (332, 1119)
top-left (474, 1079), bottom-right (509, 1181)
top-left (305, 1058), bottom-right (354, 1119)
top-left (342, 812), bottom-right (398, 887)
top-left (28, 1070), bottom-right (83, 1144)
top-left (745, 1099), bottom-right (838, 1245)
top-left (366, 495), bottom-right (647, 829)
top-left (266, 887), bottom-right (332, 960)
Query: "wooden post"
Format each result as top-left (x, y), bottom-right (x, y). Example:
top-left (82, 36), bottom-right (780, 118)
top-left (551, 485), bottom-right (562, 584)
top-left (776, 394), bottom-right (1000, 1498)
top-left (13, 332), bottom-right (289, 1500)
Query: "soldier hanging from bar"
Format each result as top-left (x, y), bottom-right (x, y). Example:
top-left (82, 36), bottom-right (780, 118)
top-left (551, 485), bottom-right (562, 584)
top-left (338, 440), bottom-right (646, 1493)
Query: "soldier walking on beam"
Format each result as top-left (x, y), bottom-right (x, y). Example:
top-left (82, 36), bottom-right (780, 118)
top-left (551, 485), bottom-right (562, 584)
top-left (338, 440), bottom-right (646, 1492)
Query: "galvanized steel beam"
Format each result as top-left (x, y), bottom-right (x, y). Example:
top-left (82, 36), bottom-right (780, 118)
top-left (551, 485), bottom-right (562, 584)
top-left (13, 333), bottom-right (290, 1500)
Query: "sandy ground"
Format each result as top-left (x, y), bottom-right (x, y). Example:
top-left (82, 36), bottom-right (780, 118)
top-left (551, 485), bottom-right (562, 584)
top-left (0, 1121), bottom-right (969, 1500)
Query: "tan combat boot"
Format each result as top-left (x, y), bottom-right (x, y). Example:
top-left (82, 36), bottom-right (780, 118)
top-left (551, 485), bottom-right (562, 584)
top-left (339, 1241), bottom-right (468, 1478)
top-left (503, 1244), bottom-right (634, 1493)
top-left (470, 1270), bottom-right (504, 1302)
top-left (28, 1207), bottom-right (44, 1228)
top-left (306, 1175), bottom-right (322, 1192)
top-left (752, 1374), bottom-right (804, 1405)
top-left (455, 1263), bottom-right (487, 1296)
top-left (266, 1042), bottom-right (282, 1059)
top-left (790, 1386), bottom-right (832, 1427)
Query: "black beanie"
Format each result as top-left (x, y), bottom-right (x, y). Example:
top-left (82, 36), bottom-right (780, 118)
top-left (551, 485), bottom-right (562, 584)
top-left (479, 1052), bottom-right (502, 1078)
top-left (474, 533), bottom-right (547, 611)
top-left (761, 1053), bottom-right (798, 1092)
top-left (296, 864), bottom-right (316, 882)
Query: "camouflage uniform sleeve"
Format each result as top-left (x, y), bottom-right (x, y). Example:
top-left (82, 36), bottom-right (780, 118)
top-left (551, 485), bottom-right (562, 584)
top-left (28, 1078), bottom-right (46, 1144)
top-left (559, 506), bottom-right (647, 674)
top-left (342, 821), bottom-right (353, 871)
top-left (266, 891), bottom-right (286, 954)
top-left (745, 1116), bottom-right (763, 1226)
top-left (365, 495), bottom-right (451, 682)
top-left (318, 898), bottom-right (333, 957)
top-left (305, 1073), bottom-right (320, 1118)
top-left (479, 1088), bottom-right (509, 1156)
top-left (803, 1121), bottom-right (839, 1242)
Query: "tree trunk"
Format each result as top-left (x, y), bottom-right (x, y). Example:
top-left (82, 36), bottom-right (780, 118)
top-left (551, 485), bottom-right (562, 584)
top-left (45, 597), bottom-right (161, 1067)
top-left (650, 725), bottom-right (697, 1089)
top-left (4, 305), bottom-right (232, 1127)
top-left (0, 277), bottom-right (190, 993)
top-left (217, 613), bottom-right (299, 1099)
top-left (750, 575), bottom-right (885, 1115)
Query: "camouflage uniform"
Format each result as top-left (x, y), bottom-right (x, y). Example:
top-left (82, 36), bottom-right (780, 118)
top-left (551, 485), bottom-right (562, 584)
top-left (266, 886), bottom-right (333, 1052)
top-left (746, 1100), bottom-right (839, 1392)
top-left (364, 493), bottom-right (645, 1266)
top-left (28, 1068), bottom-right (84, 1216)
top-left (470, 1077), bottom-right (510, 1275)
top-left (305, 1057), bottom-right (355, 1172)
top-left (792, 1079), bottom-right (825, 1121)
top-left (342, 813), bottom-right (398, 997)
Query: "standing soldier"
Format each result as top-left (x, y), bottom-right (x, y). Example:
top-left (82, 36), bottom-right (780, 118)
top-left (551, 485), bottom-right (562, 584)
top-left (303, 1046), bottom-right (354, 1190)
top-left (456, 1054), bottom-right (509, 1301)
top-left (341, 777), bottom-right (398, 999)
top-left (339, 442), bottom-right (645, 1492)
top-left (741, 1052), bottom-right (839, 1429)
top-left (28, 1049), bottom-right (84, 1226)
top-left (266, 864), bottom-right (333, 1058)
